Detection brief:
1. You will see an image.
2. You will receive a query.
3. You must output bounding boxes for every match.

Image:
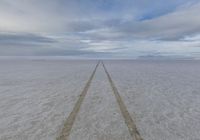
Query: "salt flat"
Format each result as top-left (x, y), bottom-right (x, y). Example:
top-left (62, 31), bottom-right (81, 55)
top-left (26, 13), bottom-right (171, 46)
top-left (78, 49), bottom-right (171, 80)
top-left (105, 60), bottom-right (200, 140)
top-left (0, 60), bottom-right (200, 140)
top-left (0, 60), bottom-right (96, 140)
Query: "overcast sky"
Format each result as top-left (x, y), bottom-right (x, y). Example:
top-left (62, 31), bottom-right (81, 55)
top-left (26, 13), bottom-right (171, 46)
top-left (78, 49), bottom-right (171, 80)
top-left (1, 0), bottom-right (200, 59)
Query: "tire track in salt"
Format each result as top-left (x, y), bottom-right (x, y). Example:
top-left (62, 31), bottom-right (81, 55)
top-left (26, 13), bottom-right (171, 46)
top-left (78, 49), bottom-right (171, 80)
top-left (102, 62), bottom-right (143, 140)
top-left (57, 61), bottom-right (100, 140)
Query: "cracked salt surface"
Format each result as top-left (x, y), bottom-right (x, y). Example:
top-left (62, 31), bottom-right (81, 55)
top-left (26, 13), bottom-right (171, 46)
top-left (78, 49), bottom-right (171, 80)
top-left (105, 60), bottom-right (200, 140)
top-left (0, 60), bottom-right (96, 140)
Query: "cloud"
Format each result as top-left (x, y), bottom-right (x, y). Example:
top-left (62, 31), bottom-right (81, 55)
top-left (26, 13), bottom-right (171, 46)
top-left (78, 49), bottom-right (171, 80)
top-left (81, 1), bottom-right (200, 42)
top-left (0, 0), bottom-right (200, 58)
top-left (0, 32), bottom-right (56, 46)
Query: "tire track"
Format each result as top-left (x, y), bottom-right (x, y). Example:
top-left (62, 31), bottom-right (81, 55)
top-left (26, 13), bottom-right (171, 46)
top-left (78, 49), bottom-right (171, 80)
top-left (102, 62), bottom-right (143, 140)
top-left (57, 61), bottom-right (100, 140)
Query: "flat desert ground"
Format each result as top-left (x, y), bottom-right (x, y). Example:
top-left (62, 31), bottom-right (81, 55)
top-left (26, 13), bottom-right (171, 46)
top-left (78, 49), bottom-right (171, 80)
top-left (0, 60), bottom-right (200, 140)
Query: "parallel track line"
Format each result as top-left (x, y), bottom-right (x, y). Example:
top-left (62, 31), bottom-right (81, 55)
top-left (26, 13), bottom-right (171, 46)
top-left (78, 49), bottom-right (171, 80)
top-left (102, 61), bottom-right (143, 140)
top-left (57, 61), bottom-right (100, 140)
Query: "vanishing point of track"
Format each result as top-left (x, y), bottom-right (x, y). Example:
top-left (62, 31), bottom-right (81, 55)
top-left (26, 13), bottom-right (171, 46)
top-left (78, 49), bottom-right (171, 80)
top-left (57, 61), bottom-right (143, 140)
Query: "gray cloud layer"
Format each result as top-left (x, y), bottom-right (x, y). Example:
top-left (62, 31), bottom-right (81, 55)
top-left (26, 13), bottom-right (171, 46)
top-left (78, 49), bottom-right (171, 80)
top-left (0, 33), bottom-right (56, 45)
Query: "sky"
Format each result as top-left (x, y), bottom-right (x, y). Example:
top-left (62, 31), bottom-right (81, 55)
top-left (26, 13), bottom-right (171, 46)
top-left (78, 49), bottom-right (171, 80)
top-left (0, 0), bottom-right (200, 59)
